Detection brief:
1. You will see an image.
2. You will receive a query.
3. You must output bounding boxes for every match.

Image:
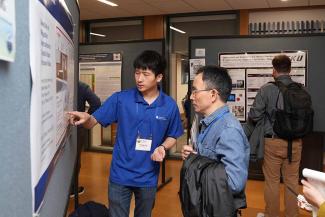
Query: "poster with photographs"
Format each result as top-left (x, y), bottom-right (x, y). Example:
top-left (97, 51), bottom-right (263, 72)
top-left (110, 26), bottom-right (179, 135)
top-left (227, 89), bottom-right (246, 121)
top-left (30, 0), bottom-right (75, 213)
top-left (219, 51), bottom-right (307, 121)
top-left (190, 58), bottom-right (205, 80)
top-left (228, 69), bottom-right (246, 89)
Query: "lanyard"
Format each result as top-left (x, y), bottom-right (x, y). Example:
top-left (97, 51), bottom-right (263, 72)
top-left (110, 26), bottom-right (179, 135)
top-left (196, 109), bottom-right (229, 146)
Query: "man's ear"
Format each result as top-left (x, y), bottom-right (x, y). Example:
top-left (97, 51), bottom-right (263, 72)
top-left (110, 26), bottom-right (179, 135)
top-left (211, 89), bottom-right (219, 102)
top-left (156, 74), bottom-right (163, 82)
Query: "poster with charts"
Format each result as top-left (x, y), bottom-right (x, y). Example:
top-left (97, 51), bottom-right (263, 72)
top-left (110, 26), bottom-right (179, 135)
top-left (30, 0), bottom-right (75, 214)
top-left (219, 51), bottom-right (306, 120)
top-left (0, 0), bottom-right (15, 61)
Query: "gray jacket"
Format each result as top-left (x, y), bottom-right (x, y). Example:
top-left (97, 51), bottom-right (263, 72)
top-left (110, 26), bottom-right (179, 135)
top-left (245, 75), bottom-right (294, 159)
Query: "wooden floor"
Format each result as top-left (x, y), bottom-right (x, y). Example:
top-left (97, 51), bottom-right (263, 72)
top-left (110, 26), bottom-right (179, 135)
top-left (66, 152), bottom-right (310, 217)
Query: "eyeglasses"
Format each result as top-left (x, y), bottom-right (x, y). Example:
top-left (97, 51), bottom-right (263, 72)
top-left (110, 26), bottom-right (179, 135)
top-left (190, 88), bottom-right (212, 96)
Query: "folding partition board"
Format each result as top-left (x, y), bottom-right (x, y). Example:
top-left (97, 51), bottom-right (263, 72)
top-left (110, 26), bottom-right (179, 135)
top-left (0, 1), bottom-right (79, 217)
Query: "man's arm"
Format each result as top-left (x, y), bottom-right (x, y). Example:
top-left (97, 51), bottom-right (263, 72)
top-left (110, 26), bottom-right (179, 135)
top-left (248, 89), bottom-right (267, 123)
top-left (218, 128), bottom-right (249, 193)
top-left (84, 85), bottom-right (101, 114)
top-left (68, 111), bottom-right (98, 129)
top-left (151, 137), bottom-right (176, 162)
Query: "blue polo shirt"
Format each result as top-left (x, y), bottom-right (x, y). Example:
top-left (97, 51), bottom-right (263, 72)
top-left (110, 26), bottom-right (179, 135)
top-left (92, 88), bottom-right (183, 187)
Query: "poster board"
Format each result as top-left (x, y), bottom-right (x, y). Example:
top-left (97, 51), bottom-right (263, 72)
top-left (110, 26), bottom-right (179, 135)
top-left (219, 51), bottom-right (307, 120)
top-left (29, 0), bottom-right (77, 214)
top-left (79, 53), bottom-right (122, 149)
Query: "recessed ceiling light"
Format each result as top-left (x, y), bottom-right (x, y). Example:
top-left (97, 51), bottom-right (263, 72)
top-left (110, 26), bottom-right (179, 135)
top-left (90, 32), bottom-right (106, 37)
top-left (280, 0), bottom-right (289, 2)
top-left (97, 0), bottom-right (118, 7)
top-left (170, 26), bottom-right (186, 34)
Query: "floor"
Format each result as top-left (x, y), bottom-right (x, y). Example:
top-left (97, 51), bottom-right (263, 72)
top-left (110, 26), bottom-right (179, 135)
top-left (66, 152), bottom-right (311, 217)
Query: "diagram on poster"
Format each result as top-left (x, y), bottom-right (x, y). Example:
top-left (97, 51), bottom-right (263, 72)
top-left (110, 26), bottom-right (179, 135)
top-left (30, 0), bottom-right (75, 214)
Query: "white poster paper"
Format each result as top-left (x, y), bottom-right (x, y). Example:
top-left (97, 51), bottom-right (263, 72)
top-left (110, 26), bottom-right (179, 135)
top-left (190, 58), bottom-right (205, 80)
top-left (195, 48), bottom-right (205, 57)
top-left (228, 69), bottom-right (246, 89)
top-left (220, 52), bottom-right (306, 68)
top-left (79, 53), bottom-right (122, 102)
top-left (30, 0), bottom-right (75, 214)
top-left (0, 0), bottom-right (15, 61)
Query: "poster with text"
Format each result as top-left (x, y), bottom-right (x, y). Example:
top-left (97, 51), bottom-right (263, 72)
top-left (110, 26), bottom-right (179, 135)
top-left (220, 51), bottom-right (307, 121)
top-left (79, 53), bottom-right (122, 102)
top-left (0, 0), bottom-right (15, 61)
top-left (30, 0), bottom-right (75, 214)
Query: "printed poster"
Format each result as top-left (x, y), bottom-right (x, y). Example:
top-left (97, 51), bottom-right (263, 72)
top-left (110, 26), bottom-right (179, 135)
top-left (220, 51), bottom-right (307, 120)
top-left (0, 0), bottom-right (15, 61)
top-left (190, 58), bottom-right (205, 80)
top-left (30, 0), bottom-right (75, 214)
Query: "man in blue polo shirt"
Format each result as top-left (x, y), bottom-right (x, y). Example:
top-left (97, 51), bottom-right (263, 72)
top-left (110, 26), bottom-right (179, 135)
top-left (68, 50), bottom-right (183, 217)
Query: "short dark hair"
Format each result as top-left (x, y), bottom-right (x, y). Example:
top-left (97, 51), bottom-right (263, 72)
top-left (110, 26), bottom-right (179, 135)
top-left (133, 50), bottom-right (166, 76)
top-left (272, 54), bottom-right (291, 73)
top-left (197, 66), bottom-right (232, 103)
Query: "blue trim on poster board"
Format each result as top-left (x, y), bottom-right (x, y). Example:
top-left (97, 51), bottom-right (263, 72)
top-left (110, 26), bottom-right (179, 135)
top-left (38, 0), bottom-right (73, 39)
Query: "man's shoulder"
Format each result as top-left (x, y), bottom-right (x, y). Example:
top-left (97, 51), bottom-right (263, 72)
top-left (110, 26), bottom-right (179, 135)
top-left (260, 82), bottom-right (276, 90)
top-left (161, 92), bottom-right (177, 105)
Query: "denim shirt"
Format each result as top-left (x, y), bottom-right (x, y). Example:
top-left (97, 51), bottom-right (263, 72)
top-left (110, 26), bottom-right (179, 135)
top-left (196, 105), bottom-right (250, 193)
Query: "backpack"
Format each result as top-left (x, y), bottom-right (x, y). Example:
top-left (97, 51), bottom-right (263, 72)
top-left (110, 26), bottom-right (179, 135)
top-left (269, 81), bottom-right (314, 161)
top-left (68, 201), bottom-right (109, 217)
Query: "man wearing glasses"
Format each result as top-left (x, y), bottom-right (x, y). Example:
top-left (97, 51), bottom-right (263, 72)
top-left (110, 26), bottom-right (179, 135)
top-left (69, 50), bottom-right (183, 217)
top-left (182, 65), bottom-right (250, 214)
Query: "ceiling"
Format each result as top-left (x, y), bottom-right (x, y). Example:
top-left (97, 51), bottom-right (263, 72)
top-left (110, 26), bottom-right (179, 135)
top-left (78, 0), bottom-right (325, 20)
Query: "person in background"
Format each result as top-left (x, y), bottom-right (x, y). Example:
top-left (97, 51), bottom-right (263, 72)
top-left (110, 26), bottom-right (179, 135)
top-left (70, 81), bottom-right (101, 198)
top-left (181, 65), bottom-right (250, 215)
top-left (68, 50), bottom-right (183, 217)
top-left (248, 55), bottom-right (304, 217)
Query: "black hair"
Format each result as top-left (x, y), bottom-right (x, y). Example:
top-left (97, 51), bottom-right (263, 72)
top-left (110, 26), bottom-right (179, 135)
top-left (272, 54), bottom-right (291, 73)
top-left (197, 65), bottom-right (232, 103)
top-left (133, 50), bottom-right (166, 76)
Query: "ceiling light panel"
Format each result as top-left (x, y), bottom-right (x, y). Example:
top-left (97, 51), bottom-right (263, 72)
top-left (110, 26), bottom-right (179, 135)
top-left (97, 0), bottom-right (118, 7)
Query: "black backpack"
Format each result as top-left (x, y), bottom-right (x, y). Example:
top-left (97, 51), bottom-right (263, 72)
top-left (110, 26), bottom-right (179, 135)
top-left (269, 81), bottom-right (314, 161)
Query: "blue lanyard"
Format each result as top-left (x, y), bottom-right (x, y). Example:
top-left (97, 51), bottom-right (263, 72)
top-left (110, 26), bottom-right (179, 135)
top-left (197, 109), bottom-right (229, 145)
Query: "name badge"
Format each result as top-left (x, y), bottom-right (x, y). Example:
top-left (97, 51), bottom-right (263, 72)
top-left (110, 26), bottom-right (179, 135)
top-left (135, 138), bottom-right (152, 151)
